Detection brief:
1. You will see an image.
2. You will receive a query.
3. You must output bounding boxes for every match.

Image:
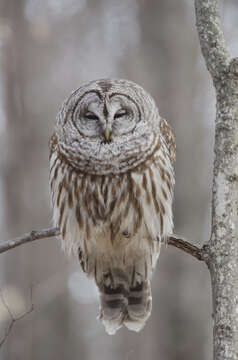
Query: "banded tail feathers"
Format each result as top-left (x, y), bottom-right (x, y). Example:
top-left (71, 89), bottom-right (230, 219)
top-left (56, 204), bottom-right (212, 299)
top-left (98, 268), bottom-right (152, 335)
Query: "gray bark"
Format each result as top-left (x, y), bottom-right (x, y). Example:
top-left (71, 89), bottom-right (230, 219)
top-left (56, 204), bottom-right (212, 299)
top-left (195, 1), bottom-right (238, 359)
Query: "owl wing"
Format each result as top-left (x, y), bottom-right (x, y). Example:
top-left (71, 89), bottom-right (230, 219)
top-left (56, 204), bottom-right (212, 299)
top-left (159, 117), bottom-right (176, 164)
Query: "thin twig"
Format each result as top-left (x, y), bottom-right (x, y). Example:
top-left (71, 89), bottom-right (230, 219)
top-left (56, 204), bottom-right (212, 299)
top-left (167, 235), bottom-right (206, 262)
top-left (0, 286), bottom-right (34, 347)
top-left (0, 226), bottom-right (205, 261)
top-left (0, 227), bottom-right (60, 254)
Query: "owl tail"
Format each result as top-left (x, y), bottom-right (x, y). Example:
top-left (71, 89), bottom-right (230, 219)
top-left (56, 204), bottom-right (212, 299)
top-left (124, 280), bottom-right (152, 332)
top-left (98, 269), bottom-right (152, 335)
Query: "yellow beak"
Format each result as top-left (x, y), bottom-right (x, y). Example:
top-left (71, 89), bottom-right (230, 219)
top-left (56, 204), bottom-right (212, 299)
top-left (105, 127), bottom-right (110, 142)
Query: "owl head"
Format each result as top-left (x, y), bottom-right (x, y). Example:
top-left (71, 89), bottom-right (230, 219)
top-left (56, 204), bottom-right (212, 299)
top-left (54, 79), bottom-right (161, 175)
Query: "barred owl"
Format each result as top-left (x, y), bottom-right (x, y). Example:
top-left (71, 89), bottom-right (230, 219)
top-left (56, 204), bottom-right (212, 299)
top-left (49, 79), bottom-right (175, 335)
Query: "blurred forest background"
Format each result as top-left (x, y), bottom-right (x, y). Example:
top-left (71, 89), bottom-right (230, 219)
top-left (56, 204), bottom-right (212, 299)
top-left (0, 1), bottom-right (237, 359)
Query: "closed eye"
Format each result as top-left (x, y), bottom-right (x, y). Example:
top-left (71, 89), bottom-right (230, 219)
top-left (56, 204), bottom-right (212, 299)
top-left (84, 112), bottom-right (99, 120)
top-left (114, 109), bottom-right (127, 119)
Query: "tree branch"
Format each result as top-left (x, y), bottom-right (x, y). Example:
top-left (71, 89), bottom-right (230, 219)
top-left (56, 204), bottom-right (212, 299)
top-left (0, 286), bottom-right (34, 347)
top-left (195, 0), bottom-right (231, 79)
top-left (0, 227), bottom-right (206, 262)
top-left (0, 227), bottom-right (60, 254)
top-left (195, 1), bottom-right (238, 359)
top-left (167, 235), bottom-right (207, 262)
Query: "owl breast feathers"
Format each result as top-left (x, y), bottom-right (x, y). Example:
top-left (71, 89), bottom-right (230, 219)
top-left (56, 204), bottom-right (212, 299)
top-left (49, 79), bottom-right (175, 335)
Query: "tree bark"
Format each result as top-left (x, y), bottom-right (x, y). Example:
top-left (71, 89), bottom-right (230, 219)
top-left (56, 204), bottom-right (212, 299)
top-left (195, 1), bottom-right (238, 359)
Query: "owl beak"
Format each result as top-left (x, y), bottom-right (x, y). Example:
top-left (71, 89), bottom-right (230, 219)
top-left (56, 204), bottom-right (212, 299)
top-left (105, 127), bottom-right (111, 142)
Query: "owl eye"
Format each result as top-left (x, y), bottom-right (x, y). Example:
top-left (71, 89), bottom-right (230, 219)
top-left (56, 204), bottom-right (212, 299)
top-left (84, 112), bottom-right (99, 121)
top-left (114, 109), bottom-right (128, 119)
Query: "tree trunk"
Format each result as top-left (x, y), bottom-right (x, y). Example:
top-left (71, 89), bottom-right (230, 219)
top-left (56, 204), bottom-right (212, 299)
top-left (195, 1), bottom-right (238, 359)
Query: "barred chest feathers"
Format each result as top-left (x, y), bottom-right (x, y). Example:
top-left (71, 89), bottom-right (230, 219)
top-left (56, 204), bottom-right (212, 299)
top-left (50, 137), bottom-right (174, 281)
